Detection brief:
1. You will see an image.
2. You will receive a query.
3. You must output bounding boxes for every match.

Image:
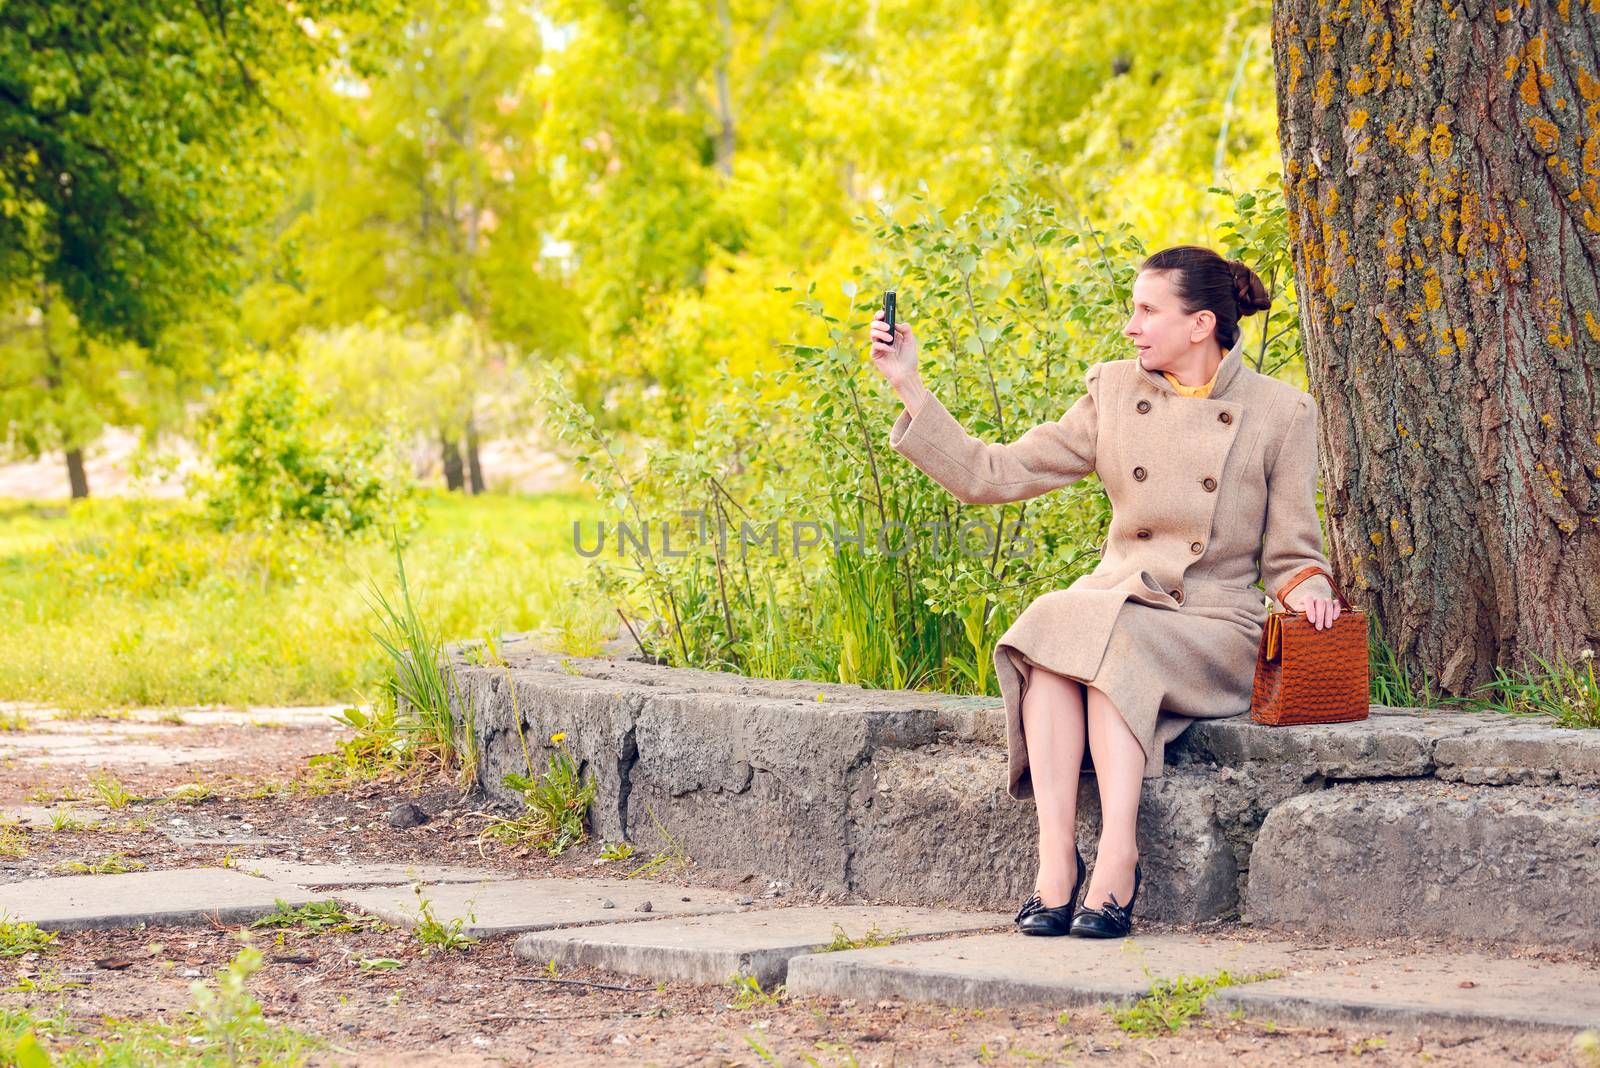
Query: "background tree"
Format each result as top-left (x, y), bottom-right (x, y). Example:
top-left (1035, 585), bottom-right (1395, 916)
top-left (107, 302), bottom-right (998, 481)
top-left (0, 0), bottom-right (395, 496)
top-left (1273, 1), bottom-right (1600, 690)
top-left (250, 0), bottom-right (574, 492)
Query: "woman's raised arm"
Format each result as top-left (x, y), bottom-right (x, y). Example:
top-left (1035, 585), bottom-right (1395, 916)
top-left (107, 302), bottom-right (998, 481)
top-left (886, 366), bottom-right (1102, 506)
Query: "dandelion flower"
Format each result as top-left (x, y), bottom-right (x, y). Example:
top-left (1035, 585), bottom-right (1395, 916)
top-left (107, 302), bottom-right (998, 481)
top-left (551, 732), bottom-right (568, 745)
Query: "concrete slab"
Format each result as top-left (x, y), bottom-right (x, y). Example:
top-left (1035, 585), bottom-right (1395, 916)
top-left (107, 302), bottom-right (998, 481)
top-left (248, 860), bottom-right (512, 888)
top-left (785, 930), bottom-right (1385, 1010)
top-left (1214, 951), bottom-right (1600, 1033)
top-left (514, 905), bottom-right (1013, 987)
top-left (13, 743), bottom-right (238, 767)
top-left (338, 877), bottom-right (748, 938)
top-left (0, 869), bottom-right (316, 931)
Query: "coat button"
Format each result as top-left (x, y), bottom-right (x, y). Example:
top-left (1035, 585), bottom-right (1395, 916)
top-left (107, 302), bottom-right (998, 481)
top-left (1136, 399), bottom-right (1151, 414)
top-left (1219, 411), bottom-right (1233, 424)
top-left (1170, 589), bottom-right (1184, 603)
top-left (1190, 541), bottom-right (1203, 554)
top-left (1136, 528), bottom-right (1152, 539)
top-left (1202, 477), bottom-right (1217, 492)
top-left (1132, 466), bottom-right (1147, 481)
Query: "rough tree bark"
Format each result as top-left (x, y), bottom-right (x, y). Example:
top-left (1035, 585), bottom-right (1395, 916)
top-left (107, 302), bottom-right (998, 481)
top-left (1273, 0), bottom-right (1600, 691)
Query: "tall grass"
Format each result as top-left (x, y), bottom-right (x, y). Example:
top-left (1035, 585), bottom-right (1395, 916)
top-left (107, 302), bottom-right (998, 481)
top-left (363, 531), bottom-right (463, 774)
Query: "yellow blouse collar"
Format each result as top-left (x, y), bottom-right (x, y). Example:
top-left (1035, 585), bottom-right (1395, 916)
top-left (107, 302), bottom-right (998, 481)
top-left (1161, 365), bottom-right (1220, 398)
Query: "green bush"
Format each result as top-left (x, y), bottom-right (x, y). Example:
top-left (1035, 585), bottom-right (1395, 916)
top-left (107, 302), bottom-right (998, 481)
top-left (191, 356), bottom-right (413, 539)
top-left (544, 153), bottom-right (1303, 696)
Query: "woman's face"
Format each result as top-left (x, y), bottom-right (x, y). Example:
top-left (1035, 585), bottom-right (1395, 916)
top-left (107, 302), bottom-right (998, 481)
top-left (1122, 270), bottom-right (1213, 371)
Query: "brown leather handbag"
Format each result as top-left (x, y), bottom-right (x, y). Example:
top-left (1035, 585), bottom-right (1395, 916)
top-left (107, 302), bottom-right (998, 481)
top-left (1250, 565), bottom-right (1370, 726)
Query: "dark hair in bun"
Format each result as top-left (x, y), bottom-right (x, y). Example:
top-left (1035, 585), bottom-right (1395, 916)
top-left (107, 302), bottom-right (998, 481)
top-left (1139, 245), bottom-right (1272, 351)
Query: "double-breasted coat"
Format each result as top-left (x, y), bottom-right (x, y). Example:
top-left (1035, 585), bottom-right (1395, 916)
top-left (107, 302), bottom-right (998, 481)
top-left (887, 331), bottom-right (1336, 801)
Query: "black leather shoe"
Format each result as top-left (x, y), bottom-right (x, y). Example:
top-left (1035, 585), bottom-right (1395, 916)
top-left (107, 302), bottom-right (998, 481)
top-left (1016, 848), bottom-right (1086, 937)
top-left (1069, 861), bottom-right (1142, 938)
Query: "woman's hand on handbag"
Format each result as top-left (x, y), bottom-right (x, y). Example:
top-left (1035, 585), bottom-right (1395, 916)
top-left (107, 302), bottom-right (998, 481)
top-left (1300, 595), bottom-right (1343, 631)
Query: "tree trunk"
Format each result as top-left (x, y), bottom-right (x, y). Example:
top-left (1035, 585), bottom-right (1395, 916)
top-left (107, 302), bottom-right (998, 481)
top-left (465, 418), bottom-right (485, 495)
top-left (65, 447), bottom-right (89, 500)
top-left (441, 435), bottom-right (465, 492)
top-left (1273, 0), bottom-right (1600, 692)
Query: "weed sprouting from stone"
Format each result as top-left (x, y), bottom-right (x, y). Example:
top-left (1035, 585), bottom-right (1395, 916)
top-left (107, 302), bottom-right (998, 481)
top-left (410, 885), bottom-right (477, 954)
top-left (249, 899), bottom-right (384, 936)
top-left (816, 921), bottom-right (909, 952)
top-left (473, 733), bottom-right (596, 858)
top-left (725, 974), bottom-right (784, 1010)
top-left (54, 853), bottom-right (144, 875)
top-left (1109, 967), bottom-right (1283, 1035)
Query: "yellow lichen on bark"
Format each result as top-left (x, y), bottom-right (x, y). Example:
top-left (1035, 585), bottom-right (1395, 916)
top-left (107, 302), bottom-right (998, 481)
top-left (1529, 116), bottom-right (1560, 150)
top-left (1429, 124), bottom-right (1453, 158)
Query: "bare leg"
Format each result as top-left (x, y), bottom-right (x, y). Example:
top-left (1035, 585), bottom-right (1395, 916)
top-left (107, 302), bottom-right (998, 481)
top-left (1082, 685), bottom-right (1143, 910)
top-left (1020, 666), bottom-right (1087, 908)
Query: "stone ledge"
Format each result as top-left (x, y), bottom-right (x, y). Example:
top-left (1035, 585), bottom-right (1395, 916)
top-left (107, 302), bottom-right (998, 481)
top-left (447, 643), bottom-right (1600, 943)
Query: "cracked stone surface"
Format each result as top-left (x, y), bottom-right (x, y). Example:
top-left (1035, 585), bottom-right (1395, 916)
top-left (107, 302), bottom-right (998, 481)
top-left (337, 877), bottom-right (750, 937)
top-left (514, 904), bottom-right (1010, 987)
top-left (445, 645), bottom-right (1600, 940)
top-left (1245, 780), bottom-right (1600, 948)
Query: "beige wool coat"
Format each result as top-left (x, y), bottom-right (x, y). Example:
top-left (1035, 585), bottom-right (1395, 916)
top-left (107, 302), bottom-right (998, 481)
top-left (888, 331), bottom-right (1336, 801)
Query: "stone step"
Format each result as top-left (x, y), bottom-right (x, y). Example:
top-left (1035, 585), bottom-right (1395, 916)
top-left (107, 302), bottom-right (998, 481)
top-left (784, 930), bottom-right (1600, 1034)
top-left (1243, 780), bottom-right (1600, 948)
top-left (446, 645), bottom-right (1600, 947)
top-left (513, 905), bottom-right (1010, 988)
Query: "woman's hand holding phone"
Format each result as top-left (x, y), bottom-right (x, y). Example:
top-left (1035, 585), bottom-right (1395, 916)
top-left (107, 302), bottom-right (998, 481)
top-left (868, 307), bottom-right (919, 388)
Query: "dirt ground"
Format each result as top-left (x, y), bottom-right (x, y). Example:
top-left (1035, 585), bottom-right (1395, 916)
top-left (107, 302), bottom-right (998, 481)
top-left (0, 707), bottom-right (1590, 1066)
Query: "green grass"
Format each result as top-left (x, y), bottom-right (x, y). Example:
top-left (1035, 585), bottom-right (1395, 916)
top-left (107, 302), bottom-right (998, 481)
top-left (0, 491), bottom-right (609, 711)
top-left (1110, 968), bottom-right (1282, 1035)
top-left (0, 915), bottom-right (56, 957)
top-left (248, 899), bottom-right (383, 935)
top-left (0, 945), bottom-right (323, 1065)
top-left (815, 921), bottom-right (909, 952)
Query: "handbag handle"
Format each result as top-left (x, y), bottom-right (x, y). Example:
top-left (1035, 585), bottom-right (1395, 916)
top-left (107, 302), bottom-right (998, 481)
top-left (1274, 565), bottom-right (1352, 611)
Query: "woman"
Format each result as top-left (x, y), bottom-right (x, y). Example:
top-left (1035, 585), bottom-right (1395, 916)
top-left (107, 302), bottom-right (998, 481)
top-left (867, 245), bottom-right (1342, 938)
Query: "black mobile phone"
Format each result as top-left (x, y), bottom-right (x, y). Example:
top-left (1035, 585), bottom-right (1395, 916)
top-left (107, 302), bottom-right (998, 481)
top-left (883, 290), bottom-right (896, 336)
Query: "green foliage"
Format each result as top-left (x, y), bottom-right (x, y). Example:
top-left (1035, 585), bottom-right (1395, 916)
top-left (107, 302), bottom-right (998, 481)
top-left (191, 358), bottom-right (413, 539)
top-left (1451, 650), bottom-right (1600, 729)
top-left (248, 900), bottom-right (383, 936)
top-left (0, 0), bottom-right (398, 346)
top-left (475, 733), bottom-right (597, 857)
top-left (86, 773), bottom-right (135, 810)
top-left (54, 854), bottom-right (143, 875)
top-left (0, 493), bottom-right (607, 712)
top-left (361, 532), bottom-right (467, 777)
top-left (816, 922), bottom-right (909, 952)
top-left (725, 974), bottom-right (785, 1011)
top-left (546, 156), bottom-right (1140, 695)
top-left (0, 915), bottom-right (56, 958)
top-left (1111, 968), bottom-right (1281, 1035)
top-left (598, 841), bottom-right (636, 862)
top-left (411, 886), bottom-right (477, 954)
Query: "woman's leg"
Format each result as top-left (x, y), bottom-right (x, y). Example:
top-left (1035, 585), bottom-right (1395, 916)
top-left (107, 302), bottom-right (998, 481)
top-left (1020, 666), bottom-right (1087, 908)
top-left (1082, 685), bottom-right (1143, 910)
